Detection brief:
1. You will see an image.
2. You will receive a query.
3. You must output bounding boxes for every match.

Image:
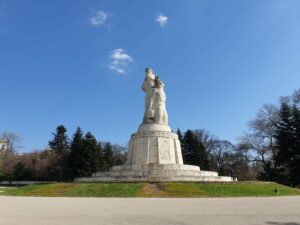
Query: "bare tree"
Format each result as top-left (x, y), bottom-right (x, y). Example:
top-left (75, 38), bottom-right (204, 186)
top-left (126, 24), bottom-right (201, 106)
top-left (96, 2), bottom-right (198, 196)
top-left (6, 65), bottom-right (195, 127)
top-left (194, 129), bottom-right (216, 155)
top-left (0, 132), bottom-right (22, 154)
top-left (210, 140), bottom-right (235, 173)
top-left (0, 132), bottom-right (22, 181)
top-left (293, 88), bottom-right (300, 107)
top-left (1, 151), bottom-right (17, 181)
top-left (237, 104), bottom-right (279, 168)
top-left (112, 144), bottom-right (127, 166)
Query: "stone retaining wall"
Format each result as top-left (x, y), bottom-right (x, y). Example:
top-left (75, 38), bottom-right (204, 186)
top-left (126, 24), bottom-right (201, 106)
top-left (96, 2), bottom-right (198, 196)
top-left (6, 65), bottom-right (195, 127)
top-left (0, 181), bottom-right (54, 185)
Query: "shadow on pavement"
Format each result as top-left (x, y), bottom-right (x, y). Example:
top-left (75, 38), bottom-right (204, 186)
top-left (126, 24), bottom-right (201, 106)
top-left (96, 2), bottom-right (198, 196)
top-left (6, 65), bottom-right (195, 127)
top-left (266, 222), bottom-right (300, 225)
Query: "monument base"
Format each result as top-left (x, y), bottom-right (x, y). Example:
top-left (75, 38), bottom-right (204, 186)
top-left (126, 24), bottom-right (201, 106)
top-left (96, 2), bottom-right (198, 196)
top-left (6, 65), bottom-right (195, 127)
top-left (75, 123), bottom-right (233, 183)
top-left (74, 164), bottom-right (233, 182)
top-left (126, 123), bottom-right (184, 166)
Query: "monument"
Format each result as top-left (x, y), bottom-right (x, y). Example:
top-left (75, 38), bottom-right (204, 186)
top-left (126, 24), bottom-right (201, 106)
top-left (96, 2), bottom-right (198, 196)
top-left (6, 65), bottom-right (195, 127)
top-left (75, 68), bottom-right (233, 182)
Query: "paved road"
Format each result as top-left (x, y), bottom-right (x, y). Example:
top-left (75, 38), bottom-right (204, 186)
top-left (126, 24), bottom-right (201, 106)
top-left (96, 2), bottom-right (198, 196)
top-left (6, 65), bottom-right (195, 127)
top-left (1, 196), bottom-right (300, 225)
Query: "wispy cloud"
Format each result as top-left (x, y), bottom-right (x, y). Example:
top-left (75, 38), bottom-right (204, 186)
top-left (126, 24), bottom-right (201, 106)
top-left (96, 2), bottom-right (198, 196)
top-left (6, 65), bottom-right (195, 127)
top-left (90, 10), bottom-right (111, 27)
top-left (108, 49), bottom-right (133, 74)
top-left (156, 14), bottom-right (168, 27)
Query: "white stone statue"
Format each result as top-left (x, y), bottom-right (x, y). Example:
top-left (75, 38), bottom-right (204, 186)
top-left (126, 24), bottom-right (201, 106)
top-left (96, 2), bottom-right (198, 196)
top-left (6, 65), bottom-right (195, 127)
top-left (142, 68), bottom-right (156, 122)
top-left (142, 68), bottom-right (168, 124)
top-left (153, 77), bottom-right (168, 124)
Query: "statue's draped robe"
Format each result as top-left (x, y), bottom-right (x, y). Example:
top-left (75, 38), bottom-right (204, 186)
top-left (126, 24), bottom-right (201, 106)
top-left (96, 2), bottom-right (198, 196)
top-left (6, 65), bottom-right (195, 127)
top-left (142, 73), bottom-right (156, 122)
top-left (142, 73), bottom-right (168, 124)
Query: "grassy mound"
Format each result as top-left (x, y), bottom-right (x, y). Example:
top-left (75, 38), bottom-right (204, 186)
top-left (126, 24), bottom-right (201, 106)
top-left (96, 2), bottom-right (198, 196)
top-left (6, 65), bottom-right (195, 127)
top-left (0, 182), bottom-right (299, 197)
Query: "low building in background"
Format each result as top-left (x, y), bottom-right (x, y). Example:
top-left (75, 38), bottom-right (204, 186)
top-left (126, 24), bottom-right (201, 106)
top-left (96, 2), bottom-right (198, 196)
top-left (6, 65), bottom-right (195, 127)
top-left (0, 139), bottom-right (8, 151)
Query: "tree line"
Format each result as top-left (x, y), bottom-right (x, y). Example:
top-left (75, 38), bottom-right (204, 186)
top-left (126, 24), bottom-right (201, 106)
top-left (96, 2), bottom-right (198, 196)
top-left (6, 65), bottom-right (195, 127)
top-left (177, 129), bottom-right (256, 180)
top-left (0, 127), bottom-right (126, 182)
top-left (176, 89), bottom-right (300, 187)
top-left (237, 89), bottom-right (300, 187)
top-left (1, 88), bottom-right (299, 186)
top-left (0, 127), bottom-right (255, 182)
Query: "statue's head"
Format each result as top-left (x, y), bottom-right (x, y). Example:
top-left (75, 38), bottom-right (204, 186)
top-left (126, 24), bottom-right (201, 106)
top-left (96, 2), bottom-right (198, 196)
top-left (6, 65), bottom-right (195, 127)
top-left (145, 67), bottom-right (153, 75)
top-left (155, 76), bottom-right (164, 89)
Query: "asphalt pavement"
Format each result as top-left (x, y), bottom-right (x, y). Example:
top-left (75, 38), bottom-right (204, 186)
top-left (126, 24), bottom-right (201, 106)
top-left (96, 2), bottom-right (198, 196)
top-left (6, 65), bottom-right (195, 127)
top-left (1, 196), bottom-right (300, 225)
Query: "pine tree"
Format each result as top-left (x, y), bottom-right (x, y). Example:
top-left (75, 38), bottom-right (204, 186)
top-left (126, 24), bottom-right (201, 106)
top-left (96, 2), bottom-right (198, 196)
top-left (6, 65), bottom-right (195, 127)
top-left (177, 128), bottom-right (184, 161)
top-left (177, 129), bottom-right (183, 143)
top-left (98, 142), bottom-right (105, 171)
top-left (182, 130), bottom-right (195, 165)
top-left (48, 125), bottom-right (69, 181)
top-left (69, 127), bottom-right (84, 179)
top-left (182, 129), bottom-right (210, 170)
top-left (290, 106), bottom-right (300, 186)
top-left (103, 142), bottom-right (114, 171)
top-left (194, 138), bottom-right (210, 170)
top-left (86, 132), bottom-right (101, 174)
top-left (13, 161), bottom-right (31, 181)
top-left (274, 102), bottom-right (296, 185)
top-left (80, 132), bottom-right (100, 177)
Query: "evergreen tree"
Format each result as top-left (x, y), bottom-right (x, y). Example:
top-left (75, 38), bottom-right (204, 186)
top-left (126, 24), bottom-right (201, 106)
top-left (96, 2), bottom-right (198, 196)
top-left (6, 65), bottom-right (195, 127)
top-left (182, 130), bottom-right (195, 165)
top-left (182, 129), bottom-right (210, 170)
top-left (79, 132), bottom-right (100, 177)
top-left (177, 129), bottom-right (183, 143)
top-left (86, 132), bottom-right (101, 174)
top-left (194, 134), bottom-right (210, 170)
top-left (69, 127), bottom-right (84, 179)
top-left (48, 125), bottom-right (69, 181)
top-left (13, 161), bottom-right (31, 181)
top-left (290, 106), bottom-right (300, 186)
top-left (98, 142), bottom-right (105, 171)
top-left (177, 128), bottom-right (184, 160)
top-left (103, 142), bottom-right (114, 171)
top-left (274, 102), bottom-right (296, 185)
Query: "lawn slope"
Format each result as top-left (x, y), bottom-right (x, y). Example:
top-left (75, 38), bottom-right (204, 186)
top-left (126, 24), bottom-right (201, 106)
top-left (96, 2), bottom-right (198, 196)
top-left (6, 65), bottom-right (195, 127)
top-left (0, 182), bottom-right (299, 197)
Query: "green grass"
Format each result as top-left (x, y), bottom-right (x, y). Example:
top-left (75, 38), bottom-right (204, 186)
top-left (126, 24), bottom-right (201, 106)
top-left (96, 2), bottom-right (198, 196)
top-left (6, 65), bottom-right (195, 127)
top-left (64, 183), bottom-right (144, 197)
top-left (0, 186), bottom-right (18, 194)
top-left (157, 182), bottom-right (300, 197)
top-left (0, 183), bottom-right (144, 197)
top-left (0, 182), bottom-right (299, 197)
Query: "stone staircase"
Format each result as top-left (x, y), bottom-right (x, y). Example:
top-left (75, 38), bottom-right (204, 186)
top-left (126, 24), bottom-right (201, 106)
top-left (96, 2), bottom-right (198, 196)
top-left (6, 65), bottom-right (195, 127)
top-left (75, 164), bottom-right (233, 182)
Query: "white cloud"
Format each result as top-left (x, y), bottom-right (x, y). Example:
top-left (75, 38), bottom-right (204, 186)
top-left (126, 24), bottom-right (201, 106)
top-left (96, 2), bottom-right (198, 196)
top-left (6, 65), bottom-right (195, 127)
top-left (156, 14), bottom-right (168, 27)
top-left (108, 49), bottom-right (133, 74)
top-left (90, 10), bottom-right (111, 27)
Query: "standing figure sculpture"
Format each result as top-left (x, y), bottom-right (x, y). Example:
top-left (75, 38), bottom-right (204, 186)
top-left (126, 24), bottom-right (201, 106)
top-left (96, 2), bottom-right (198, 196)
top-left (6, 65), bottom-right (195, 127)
top-left (142, 68), bottom-right (168, 124)
top-left (142, 68), bottom-right (156, 122)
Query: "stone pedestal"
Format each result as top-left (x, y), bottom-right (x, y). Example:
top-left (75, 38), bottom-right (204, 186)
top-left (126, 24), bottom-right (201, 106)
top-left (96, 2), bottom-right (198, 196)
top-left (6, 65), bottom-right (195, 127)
top-left (126, 123), bottom-right (183, 166)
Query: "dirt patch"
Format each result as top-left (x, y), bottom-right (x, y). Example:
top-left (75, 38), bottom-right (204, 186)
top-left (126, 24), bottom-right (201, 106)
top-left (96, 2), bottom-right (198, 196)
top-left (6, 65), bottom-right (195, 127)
top-left (138, 183), bottom-right (167, 197)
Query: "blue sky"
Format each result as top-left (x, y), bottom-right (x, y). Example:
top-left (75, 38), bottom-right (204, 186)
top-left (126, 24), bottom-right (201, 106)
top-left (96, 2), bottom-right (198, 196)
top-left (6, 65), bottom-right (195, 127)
top-left (1, 0), bottom-right (300, 152)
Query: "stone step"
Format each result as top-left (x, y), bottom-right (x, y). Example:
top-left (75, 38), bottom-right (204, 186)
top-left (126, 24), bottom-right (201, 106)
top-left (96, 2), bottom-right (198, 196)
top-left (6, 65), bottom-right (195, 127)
top-left (75, 175), bottom-right (233, 183)
top-left (91, 169), bottom-right (224, 181)
top-left (109, 164), bottom-right (203, 172)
